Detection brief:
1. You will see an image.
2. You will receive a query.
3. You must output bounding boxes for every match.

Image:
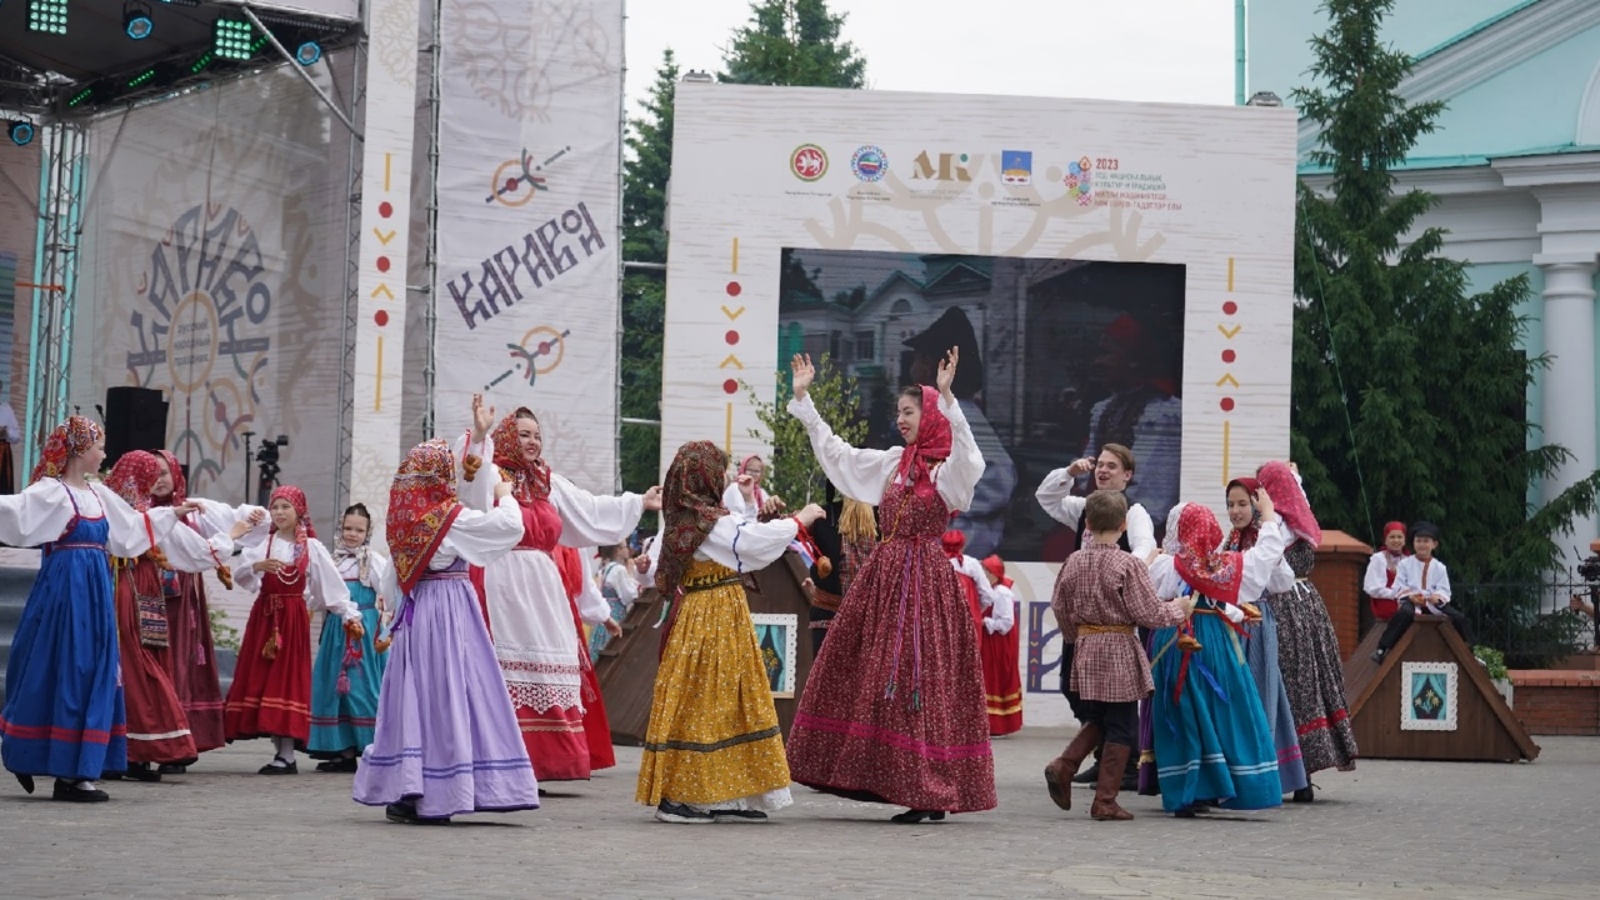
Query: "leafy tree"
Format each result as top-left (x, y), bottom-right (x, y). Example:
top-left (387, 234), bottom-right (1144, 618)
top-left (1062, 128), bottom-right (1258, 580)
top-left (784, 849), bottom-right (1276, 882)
top-left (720, 0), bottom-right (867, 88)
top-left (618, 50), bottom-right (677, 505)
top-left (1290, 0), bottom-right (1596, 661)
top-left (743, 354), bottom-right (868, 506)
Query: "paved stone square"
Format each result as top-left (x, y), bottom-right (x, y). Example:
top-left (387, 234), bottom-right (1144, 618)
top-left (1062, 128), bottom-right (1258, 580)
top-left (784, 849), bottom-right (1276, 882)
top-left (1, 729), bottom-right (1595, 898)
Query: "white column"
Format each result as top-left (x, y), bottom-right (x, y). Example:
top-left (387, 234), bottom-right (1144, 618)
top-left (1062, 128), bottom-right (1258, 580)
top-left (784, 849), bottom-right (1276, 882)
top-left (1537, 254), bottom-right (1600, 555)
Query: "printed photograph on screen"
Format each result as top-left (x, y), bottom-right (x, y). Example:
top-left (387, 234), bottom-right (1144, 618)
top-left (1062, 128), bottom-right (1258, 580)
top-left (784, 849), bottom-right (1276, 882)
top-left (778, 248), bottom-right (1184, 561)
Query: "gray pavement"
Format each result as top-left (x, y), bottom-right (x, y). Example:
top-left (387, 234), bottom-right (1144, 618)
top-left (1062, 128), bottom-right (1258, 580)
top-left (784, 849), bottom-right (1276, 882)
top-left (1, 728), bottom-right (1596, 898)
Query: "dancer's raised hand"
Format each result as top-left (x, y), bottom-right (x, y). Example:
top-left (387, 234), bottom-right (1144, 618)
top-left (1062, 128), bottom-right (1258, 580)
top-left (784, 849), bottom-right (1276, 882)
top-left (936, 346), bottom-right (960, 401)
top-left (790, 353), bottom-right (816, 401)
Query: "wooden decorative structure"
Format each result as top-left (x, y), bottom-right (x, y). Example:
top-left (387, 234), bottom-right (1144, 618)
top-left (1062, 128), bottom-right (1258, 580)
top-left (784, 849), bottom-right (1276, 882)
top-left (1342, 616), bottom-right (1539, 762)
top-left (1308, 530), bottom-right (1371, 660)
top-left (596, 551), bottom-right (816, 746)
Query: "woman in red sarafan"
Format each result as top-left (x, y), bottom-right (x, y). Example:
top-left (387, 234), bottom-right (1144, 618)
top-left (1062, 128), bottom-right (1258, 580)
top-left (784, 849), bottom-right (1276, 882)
top-left (103, 451), bottom-right (256, 780)
top-left (979, 554), bottom-right (1023, 736)
top-left (784, 348), bottom-right (996, 824)
top-left (554, 544), bottom-right (618, 772)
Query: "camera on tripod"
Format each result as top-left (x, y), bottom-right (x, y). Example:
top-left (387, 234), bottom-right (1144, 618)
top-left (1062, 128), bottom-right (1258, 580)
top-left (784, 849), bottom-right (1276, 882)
top-left (255, 435), bottom-right (290, 506)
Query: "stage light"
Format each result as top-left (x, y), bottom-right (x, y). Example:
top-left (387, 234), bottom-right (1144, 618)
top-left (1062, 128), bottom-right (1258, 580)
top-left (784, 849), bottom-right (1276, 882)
top-left (67, 87), bottom-right (94, 108)
top-left (214, 17), bottom-right (255, 61)
top-left (125, 2), bottom-right (154, 40)
top-left (27, 0), bottom-right (69, 35)
top-left (294, 41), bottom-right (322, 66)
top-left (8, 121), bottom-right (35, 147)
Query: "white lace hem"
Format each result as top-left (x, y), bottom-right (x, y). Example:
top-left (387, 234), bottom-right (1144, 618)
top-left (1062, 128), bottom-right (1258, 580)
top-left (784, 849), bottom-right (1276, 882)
top-left (505, 681), bottom-right (584, 714)
top-left (688, 787), bottom-right (794, 813)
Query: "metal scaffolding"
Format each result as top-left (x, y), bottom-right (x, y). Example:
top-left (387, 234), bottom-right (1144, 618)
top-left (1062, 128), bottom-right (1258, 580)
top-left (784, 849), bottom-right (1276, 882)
top-left (332, 41), bottom-right (368, 512)
top-left (22, 122), bottom-right (86, 474)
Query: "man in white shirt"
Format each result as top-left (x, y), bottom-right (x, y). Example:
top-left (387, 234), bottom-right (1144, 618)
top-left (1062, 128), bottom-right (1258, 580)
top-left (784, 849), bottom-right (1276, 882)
top-left (1035, 443), bottom-right (1156, 561)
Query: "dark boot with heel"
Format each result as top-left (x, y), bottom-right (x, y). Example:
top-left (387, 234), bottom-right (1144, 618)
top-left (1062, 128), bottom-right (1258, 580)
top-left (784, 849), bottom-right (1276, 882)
top-left (1044, 724), bottom-right (1102, 811)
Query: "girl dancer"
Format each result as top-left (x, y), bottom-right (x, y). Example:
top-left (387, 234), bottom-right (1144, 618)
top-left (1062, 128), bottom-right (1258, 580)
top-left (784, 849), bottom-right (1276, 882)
top-left (353, 433), bottom-right (537, 824)
top-left (225, 486), bottom-right (364, 774)
top-left (469, 402), bottom-right (659, 783)
top-left (309, 503), bottom-right (393, 771)
top-left (722, 454), bottom-right (782, 520)
top-left (0, 418), bottom-right (205, 801)
top-left (104, 451), bottom-right (257, 781)
top-left (980, 554), bottom-right (1022, 736)
top-left (637, 440), bottom-right (825, 823)
top-left (1224, 477), bottom-right (1310, 798)
top-left (784, 349), bottom-right (997, 823)
top-left (1254, 461), bottom-right (1357, 799)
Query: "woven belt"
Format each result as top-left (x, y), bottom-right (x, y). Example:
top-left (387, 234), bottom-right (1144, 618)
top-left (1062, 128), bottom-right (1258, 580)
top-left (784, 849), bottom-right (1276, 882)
top-left (1078, 624), bottom-right (1135, 635)
top-left (419, 569), bottom-right (471, 582)
top-left (682, 575), bottom-right (741, 595)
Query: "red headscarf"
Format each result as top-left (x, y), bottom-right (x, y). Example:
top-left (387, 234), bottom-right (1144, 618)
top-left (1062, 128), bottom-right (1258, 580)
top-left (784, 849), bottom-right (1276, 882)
top-left (105, 450), bottom-right (164, 512)
top-left (1257, 461), bottom-right (1321, 547)
top-left (153, 449), bottom-right (188, 506)
top-left (1224, 476), bottom-right (1261, 552)
top-left (656, 440), bottom-right (730, 594)
top-left (1173, 502), bottom-right (1242, 605)
top-left (981, 554), bottom-right (1013, 588)
top-left (31, 416), bottom-right (103, 485)
top-left (387, 439), bottom-right (466, 593)
top-left (898, 386), bottom-right (951, 497)
top-left (268, 484), bottom-right (315, 541)
top-left (941, 528), bottom-right (966, 560)
top-left (491, 408), bottom-right (552, 504)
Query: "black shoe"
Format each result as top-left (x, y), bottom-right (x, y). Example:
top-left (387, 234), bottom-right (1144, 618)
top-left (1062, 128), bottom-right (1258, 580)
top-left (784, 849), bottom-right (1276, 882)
top-left (385, 801), bottom-right (451, 825)
top-left (654, 800), bottom-right (714, 824)
top-left (1173, 805), bottom-right (1198, 818)
top-left (126, 762), bottom-right (162, 783)
top-left (258, 757), bottom-right (298, 775)
top-left (101, 771), bottom-right (125, 781)
top-left (1073, 760), bottom-right (1101, 785)
top-left (709, 808), bottom-right (769, 822)
top-left (1292, 785), bottom-right (1316, 803)
top-left (889, 809), bottom-right (947, 824)
top-left (14, 773), bottom-right (34, 795)
top-left (316, 757), bottom-right (359, 773)
top-left (157, 764), bottom-right (188, 776)
top-left (52, 779), bottom-right (110, 803)
top-left (1371, 648), bottom-right (1387, 664)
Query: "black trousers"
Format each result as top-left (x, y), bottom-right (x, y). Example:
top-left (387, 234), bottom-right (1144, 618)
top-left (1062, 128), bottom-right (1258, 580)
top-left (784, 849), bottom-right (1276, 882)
top-left (1073, 698), bottom-right (1138, 747)
top-left (1377, 602), bottom-right (1472, 651)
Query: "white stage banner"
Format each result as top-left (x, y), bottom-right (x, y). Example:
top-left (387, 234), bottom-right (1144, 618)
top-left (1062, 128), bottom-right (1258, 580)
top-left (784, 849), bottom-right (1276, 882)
top-left (433, 0), bottom-right (623, 492)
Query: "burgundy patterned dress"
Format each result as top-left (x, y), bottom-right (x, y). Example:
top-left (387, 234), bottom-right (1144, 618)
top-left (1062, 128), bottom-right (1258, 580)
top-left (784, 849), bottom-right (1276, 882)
top-left (786, 478), bottom-right (997, 813)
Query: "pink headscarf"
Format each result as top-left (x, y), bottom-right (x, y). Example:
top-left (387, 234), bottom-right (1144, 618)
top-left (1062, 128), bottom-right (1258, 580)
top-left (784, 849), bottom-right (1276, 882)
top-left (898, 386), bottom-right (951, 497)
top-left (1257, 461), bottom-right (1321, 548)
top-left (1173, 503), bottom-right (1243, 605)
top-left (738, 454), bottom-right (766, 507)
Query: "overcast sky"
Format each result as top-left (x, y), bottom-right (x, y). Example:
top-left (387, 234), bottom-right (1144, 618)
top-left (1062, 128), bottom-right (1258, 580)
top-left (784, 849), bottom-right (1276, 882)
top-left (622, 0), bottom-right (1237, 113)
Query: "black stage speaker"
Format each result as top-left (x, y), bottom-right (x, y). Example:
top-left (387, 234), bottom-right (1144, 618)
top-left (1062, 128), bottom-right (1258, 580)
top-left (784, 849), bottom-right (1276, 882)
top-left (104, 387), bottom-right (169, 468)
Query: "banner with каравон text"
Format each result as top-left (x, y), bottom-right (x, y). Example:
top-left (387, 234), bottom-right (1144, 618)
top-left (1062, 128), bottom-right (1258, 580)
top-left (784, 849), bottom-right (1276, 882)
top-left (433, 0), bottom-right (622, 492)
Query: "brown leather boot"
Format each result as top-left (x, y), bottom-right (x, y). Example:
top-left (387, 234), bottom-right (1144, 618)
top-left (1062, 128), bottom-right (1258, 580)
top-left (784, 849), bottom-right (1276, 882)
top-left (1043, 723), bottom-right (1101, 811)
top-left (1090, 743), bottom-right (1135, 821)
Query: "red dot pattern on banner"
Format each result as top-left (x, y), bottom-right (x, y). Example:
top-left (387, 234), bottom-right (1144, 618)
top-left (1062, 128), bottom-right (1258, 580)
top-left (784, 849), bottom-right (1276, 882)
top-left (726, 282), bottom-right (741, 297)
top-left (1223, 301), bottom-right (1238, 316)
top-left (377, 257), bottom-right (391, 273)
top-left (725, 330), bottom-right (739, 346)
top-left (378, 201), bottom-right (393, 219)
top-left (1222, 349), bottom-right (1236, 363)
top-left (723, 379), bottom-right (738, 395)
top-left (1221, 398), bottom-right (1235, 412)
top-left (374, 310), bottom-right (389, 327)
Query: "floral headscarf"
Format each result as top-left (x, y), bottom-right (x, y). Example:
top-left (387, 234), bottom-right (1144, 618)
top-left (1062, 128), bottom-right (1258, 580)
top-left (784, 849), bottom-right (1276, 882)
top-left (1224, 476), bottom-right (1261, 552)
top-left (897, 386), bottom-right (952, 497)
top-left (105, 450), bottom-right (165, 512)
top-left (490, 408), bottom-right (552, 504)
top-left (154, 449), bottom-right (187, 506)
top-left (30, 416), bottom-right (103, 485)
top-left (656, 440), bottom-right (730, 594)
top-left (1257, 461), bottom-right (1321, 548)
top-left (333, 504), bottom-right (374, 586)
top-left (1173, 502), bottom-right (1242, 605)
top-left (387, 440), bottom-right (465, 593)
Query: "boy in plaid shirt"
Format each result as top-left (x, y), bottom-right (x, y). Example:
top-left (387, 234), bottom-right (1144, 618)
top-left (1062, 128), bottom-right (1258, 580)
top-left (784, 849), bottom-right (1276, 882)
top-left (1045, 490), bottom-right (1194, 820)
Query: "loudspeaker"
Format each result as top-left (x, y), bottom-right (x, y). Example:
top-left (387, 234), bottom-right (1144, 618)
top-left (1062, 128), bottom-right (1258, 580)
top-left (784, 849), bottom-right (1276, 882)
top-left (104, 387), bottom-right (169, 468)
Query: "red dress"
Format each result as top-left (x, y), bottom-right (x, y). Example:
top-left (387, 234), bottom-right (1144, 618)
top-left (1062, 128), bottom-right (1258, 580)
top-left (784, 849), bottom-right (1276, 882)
top-left (555, 545), bottom-right (615, 771)
top-left (164, 569), bottom-right (227, 752)
top-left (113, 556), bottom-right (199, 764)
top-left (224, 563), bottom-right (313, 746)
top-left (980, 606), bottom-right (1023, 736)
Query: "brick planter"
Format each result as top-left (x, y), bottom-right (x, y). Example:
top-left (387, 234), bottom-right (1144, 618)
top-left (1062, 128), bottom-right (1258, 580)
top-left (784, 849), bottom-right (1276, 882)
top-left (1311, 530), bottom-right (1373, 660)
top-left (1508, 669), bottom-right (1600, 736)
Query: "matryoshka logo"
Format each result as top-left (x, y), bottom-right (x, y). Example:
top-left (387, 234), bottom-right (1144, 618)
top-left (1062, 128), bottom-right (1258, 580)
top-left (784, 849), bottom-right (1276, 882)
top-left (1064, 156), bottom-right (1094, 206)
